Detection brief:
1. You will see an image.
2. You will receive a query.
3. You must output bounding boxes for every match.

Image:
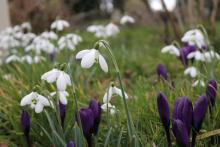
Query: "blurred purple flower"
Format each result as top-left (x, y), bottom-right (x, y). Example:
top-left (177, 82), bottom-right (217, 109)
top-left (156, 64), bottom-right (168, 80)
top-left (67, 141), bottom-right (76, 147)
top-left (173, 97), bottom-right (193, 134)
top-left (59, 101), bottom-right (66, 128)
top-left (179, 45), bottom-right (196, 68)
top-left (157, 92), bottom-right (171, 146)
top-left (172, 119), bottom-right (190, 147)
top-left (206, 80), bottom-right (217, 106)
top-left (21, 110), bottom-right (31, 146)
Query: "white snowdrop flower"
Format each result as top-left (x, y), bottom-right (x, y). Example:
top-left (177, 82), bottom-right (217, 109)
top-left (120, 15), bottom-right (135, 25)
top-left (41, 68), bottom-right (71, 91)
top-left (50, 91), bottom-right (69, 105)
top-left (181, 29), bottom-right (206, 48)
top-left (203, 50), bottom-right (220, 62)
top-left (40, 31), bottom-right (58, 40)
top-left (34, 56), bottom-right (45, 63)
top-left (103, 84), bottom-right (128, 103)
top-left (20, 33), bottom-right (36, 47)
top-left (148, 0), bottom-right (177, 12)
top-left (58, 34), bottom-right (82, 50)
top-left (161, 45), bottom-right (180, 56)
top-left (192, 80), bottom-right (205, 87)
top-left (184, 66), bottom-right (198, 78)
top-left (5, 55), bottom-right (21, 63)
top-left (101, 103), bottom-right (116, 115)
top-left (21, 55), bottom-right (33, 64)
top-left (187, 50), bottom-right (205, 61)
top-left (51, 20), bottom-right (70, 31)
top-left (100, 0), bottom-right (114, 13)
top-left (76, 49), bottom-right (108, 72)
top-left (87, 25), bottom-right (104, 33)
top-left (21, 22), bottom-right (32, 31)
top-left (20, 92), bottom-right (52, 113)
top-left (105, 23), bottom-right (120, 37)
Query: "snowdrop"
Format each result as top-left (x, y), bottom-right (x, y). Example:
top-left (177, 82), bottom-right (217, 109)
top-left (192, 80), bottom-right (205, 87)
top-left (51, 20), bottom-right (70, 31)
top-left (161, 45), bottom-right (180, 56)
top-left (187, 50), bottom-right (205, 61)
top-left (203, 50), bottom-right (220, 62)
top-left (58, 34), bottom-right (82, 50)
top-left (40, 31), bottom-right (58, 40)
top-left (184, 66), bottom-right (198, 78)
top-left (181, 29), bottom-right (206, 49)
top-left (101, 103), bottom-right (116, 115)
top-left (100, 0), bottom-right (114, 13)
top-left (50, 91), bottom-right (69, 105)
top-left (20, 92), bottom-right (52, 113)
top-left (105, 23), bottom-right (120, 37)
top-left (103, 84), bottom-right (128, 103)
top-left (76, 49), bottom-right (108, 72)
top-left (120, 15), bottom-right (135, 25)
top-left (41, 68), bottom-right (71, 91)
top-left (5, 55), bottom-right (21, 63)
top-left (21, 22), bottom-right (32, 31)
top-left (148, 0), bottom-right (177, 12)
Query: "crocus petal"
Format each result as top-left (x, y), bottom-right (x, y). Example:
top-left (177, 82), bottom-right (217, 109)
top-left (81, 50), bottom-right (96, 68)
top-left (98, 54), bottom-right (108, 72)
top-left (67, 141), bottom-right (76, 147)
top-left (156, 64), bottom-right (168, 80)
top-left (76, 49), bottom-right (90, 59)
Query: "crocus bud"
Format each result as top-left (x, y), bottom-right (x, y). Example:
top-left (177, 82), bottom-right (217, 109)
top-left (157, 92), bottom-right (171, 146)
top-left (206, 80), bottom-right (217, 106)
top-left (78, 108), bottom-right (95, 147)
top-left (59, 101), bottom-right (66, 128)
top-left (89, 99), bottom-right (102, 135)
top-left (67, 141), bottom-right (76, 147)
top-left (21, 110), bottom-right (30, 145)
top-left (179, 45), bottom-right (196, 68)
top-left (191, 94), bottom-right (208, 147)
top-left (173, 97), bottom-right (193, 133)
top-left (172, 119), bottom-right (190, 147)
top-left (156, 64), bottom-right (168, 80)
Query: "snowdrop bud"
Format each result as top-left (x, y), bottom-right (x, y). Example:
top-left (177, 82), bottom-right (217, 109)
top-left (173, 97), bottom-right (193, 133)
top-left (172, 119), bottom-right (190, 147)
top-left (67, 141), bottom-right (76, 147)
top-left (206, 80), bottom-right (217, 106)
top-left (156, 64), bottom-right (168, 80)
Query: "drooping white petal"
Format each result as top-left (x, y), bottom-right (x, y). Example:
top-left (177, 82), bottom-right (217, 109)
top-left (59, 91), bottom-right (68, 105)
top-left (98, 54), bottom-right (108, 72)
top-left (81, 50), bottom-right (96, 68)
top-left (103, 87), bottom-right (113, 103)
top-left (184, 67), bottom-right (198, 78)
top-left (113, 87), bottom-right (129, 99)
top-left (37, 94), bottom-right (50, 106)
top-left (56, 72), bottom-right (71, 91)
top-left (41, 69), bottom-right (59, 83)
top-left (20, 92), bottom-right (34, 106)
top-left (35, 103), bottom-right (44, 113)
top-left (161, 45), bottom-right (180, 56)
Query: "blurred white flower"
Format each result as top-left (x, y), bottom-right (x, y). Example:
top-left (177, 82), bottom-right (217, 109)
top-left (187, 50), bottom-right (205, 61)
top-left (184, 66), bottom-right (198, 78)
top-left (181, 29), bottom-right (206, 48)
top-left (41, 68), bottom-right (71, 91)
top-left (76, 49), bottom-right (108, 72)
top-left (40, 31), bottom-right (58, 40)
top-left (103, 84), bottom-right (128, 103)
top-left (192, 80), bottom-right (205, 87)
top-left (161, 45), bottom-right (180, 56)
top-left (105, 23), bottom-right (120, 37)
top-left (58, 34), bottom-right (82, 50)
top-left (51, 20), bottom-right (70, 31)
top-left (203, 50), bottom-right (220, 62)
top-left (5, 55), bottom-right (21, 63)
top-left (50, 91), bottom-right (69, 105)
top-left (100, 0), bottom-right (114, 13)
top-left (101, 103), bottom-right (116, 115)
top-left (148, 0), bottom-right (177, 12)
top-left (21, 22), bottom-right (32, 31)
top-left (20, 92), bottom-right (52, 113)
top-left (120, 15), bottom-right (135, 25)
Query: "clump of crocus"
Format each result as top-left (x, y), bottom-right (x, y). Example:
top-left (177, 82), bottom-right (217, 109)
top-left (67, 140), bottom-right (76, 147)
top-left (59, 102), bottom-right (66, 128)
top-left (21, 110), bottom-right (31, 146)
top-left (157, 92), bottom-right (171, 147)
top-left (156, 64), bottom-right (168, 80)
top-left (191, 94), bottom-right (208, 147)
top-left (76, 99), bottom-right (102, 147)
top-left (206, 80), bottom-right (217, 107)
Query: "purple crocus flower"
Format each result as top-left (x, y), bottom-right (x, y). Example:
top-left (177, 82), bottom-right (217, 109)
top-left (206, 80), bottom-right (217, 106)
top-left (172, 119), bottom-right (190, 147)
top-left (89, 99), bottom-right (102, 135)
top-left (157, 92), bottom-right (171, 146)
top-left (179, 45), bottom-right (196, 68)
top-left (191, 94), bottom-right (208, 147)
top-left (67, 141), bottom-right (76, 147)
top-left (156, 64), bottom-right (168, 80)
top-left (21, 110), bottom-right (31, 146)
top-left (59, 101), bottom-right (66, 128)
top-left (173, 97), bottom-right (193, 133)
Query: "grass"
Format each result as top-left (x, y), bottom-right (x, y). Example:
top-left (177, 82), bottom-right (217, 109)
top-left (1, 24), bottom-right (220, 146)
